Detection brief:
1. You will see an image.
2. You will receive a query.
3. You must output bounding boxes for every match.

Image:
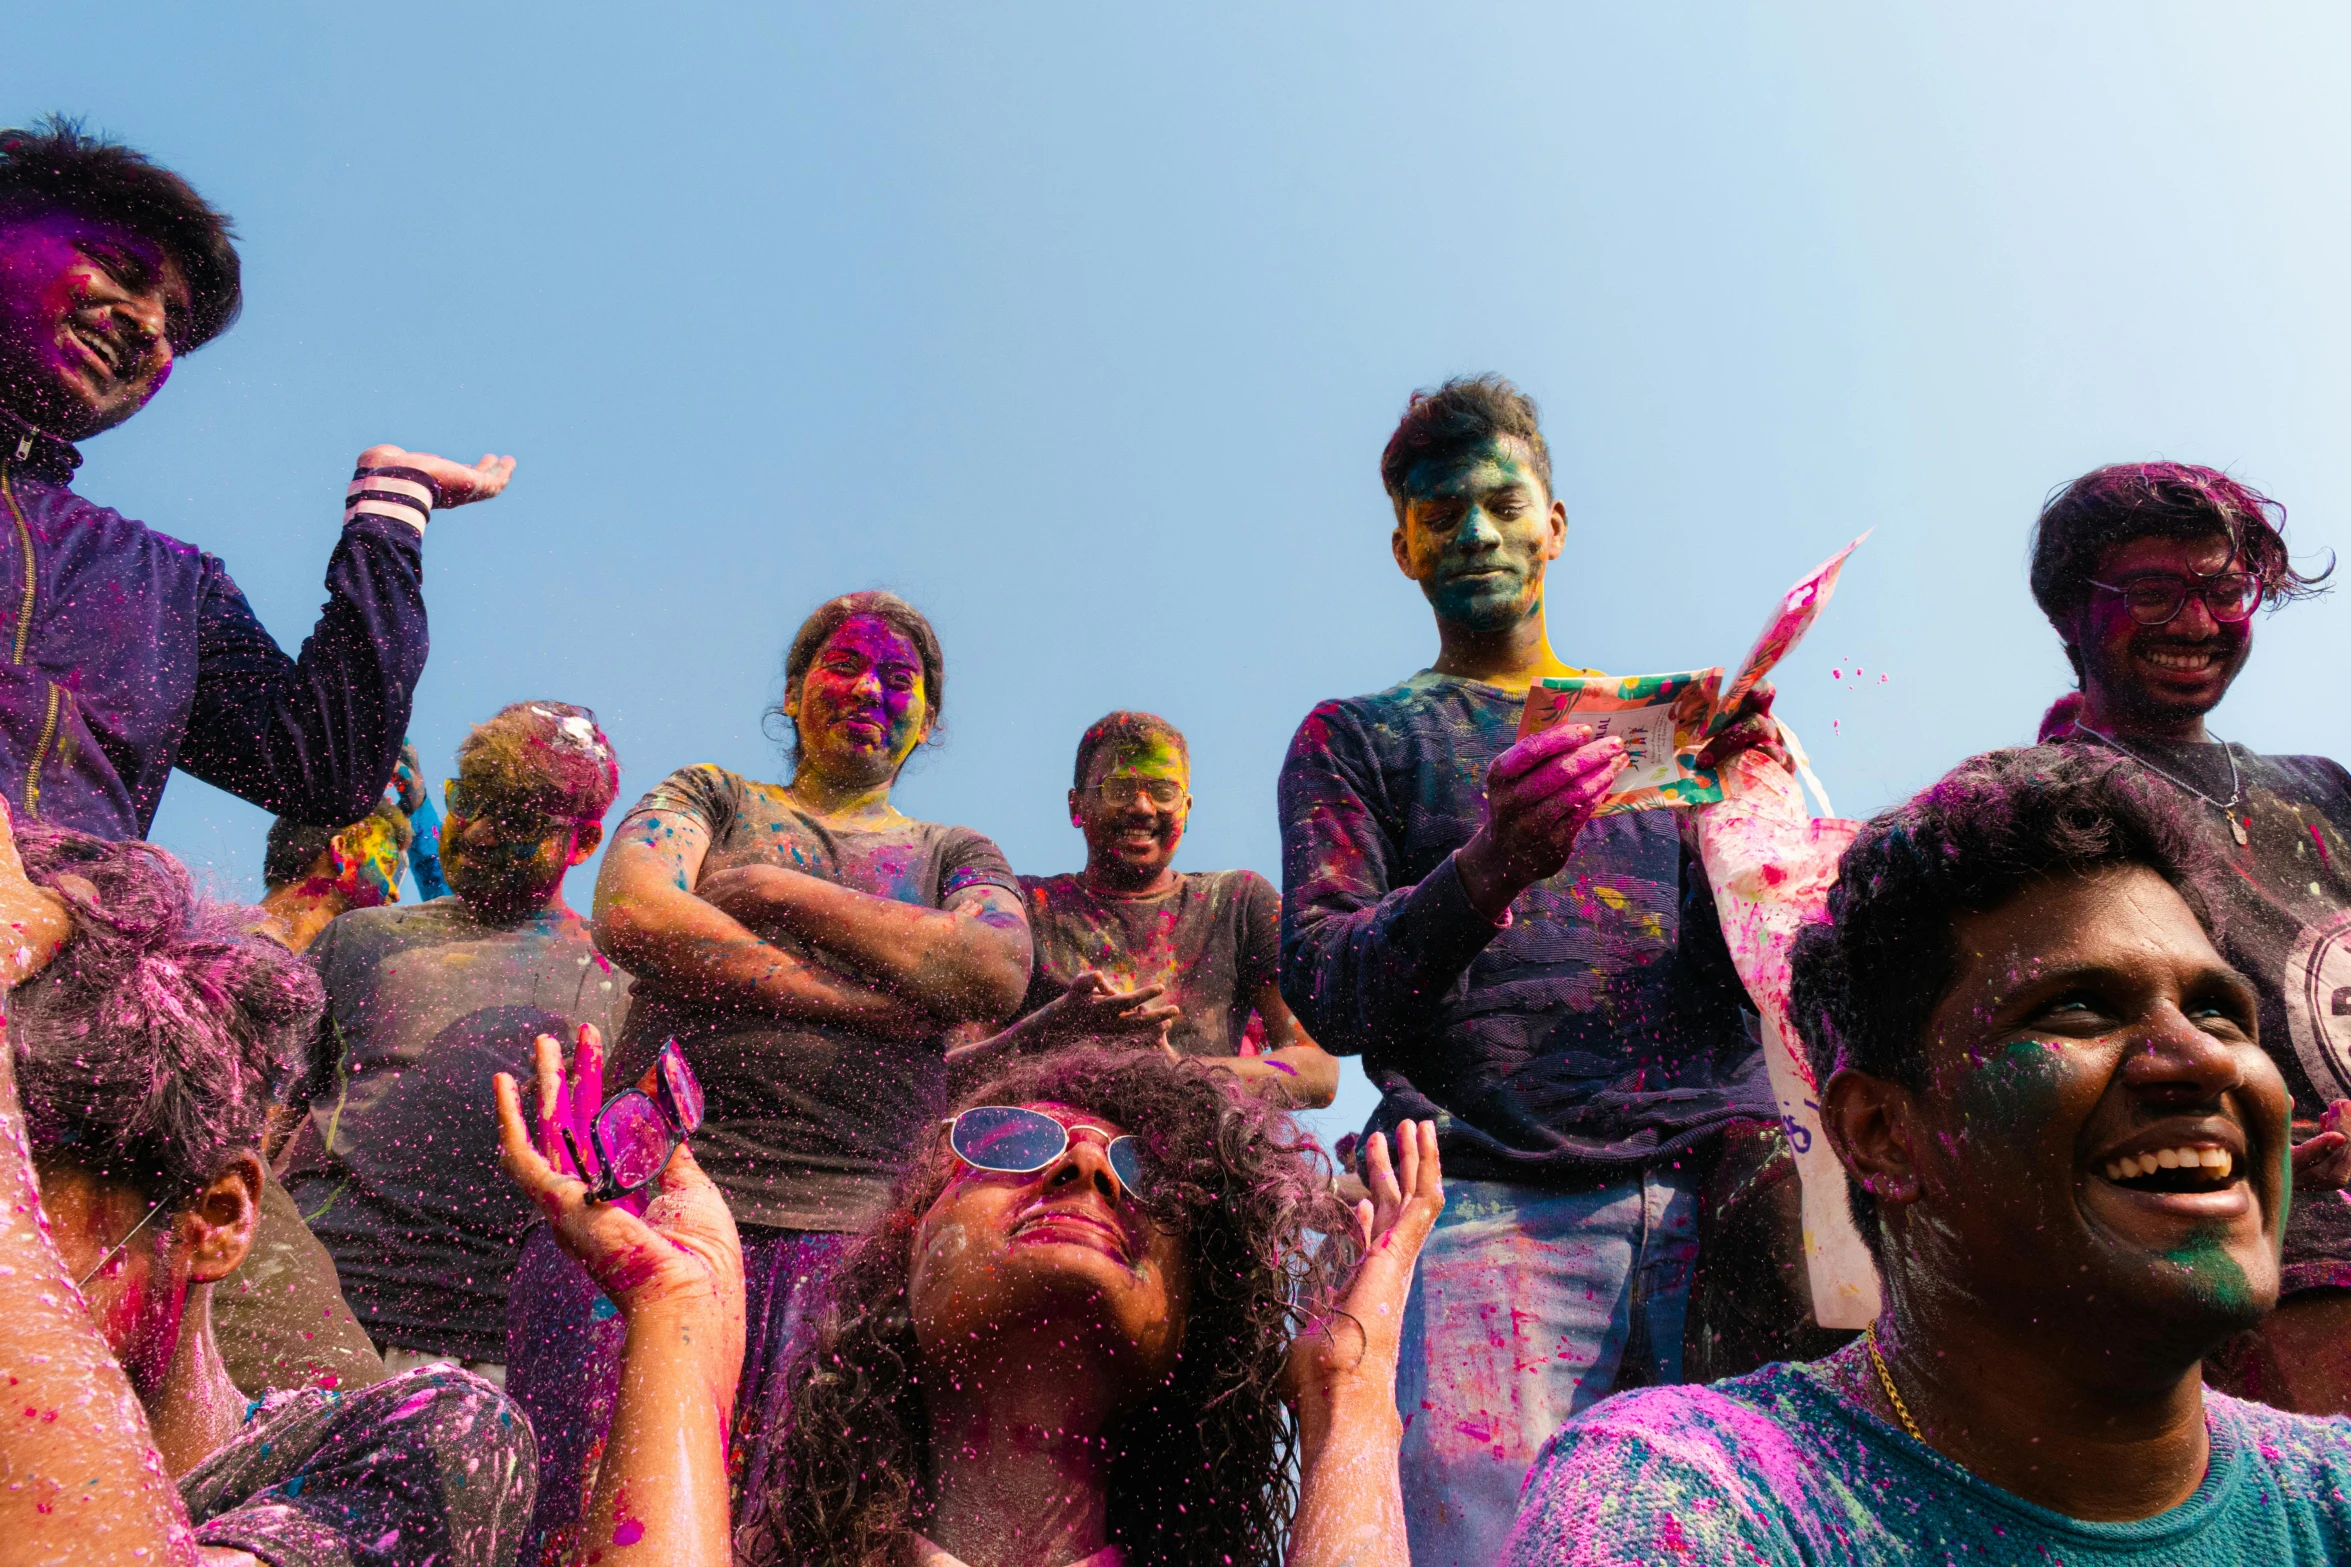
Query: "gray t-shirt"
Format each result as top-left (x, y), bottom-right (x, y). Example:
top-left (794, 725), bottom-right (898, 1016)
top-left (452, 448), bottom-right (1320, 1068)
top-left (1016, 869), bottom-right (1282, 1057)
top-left (611, 764), bottom-right (1021, 1232)
top-left (284, 899), bottom-right (630, 1362)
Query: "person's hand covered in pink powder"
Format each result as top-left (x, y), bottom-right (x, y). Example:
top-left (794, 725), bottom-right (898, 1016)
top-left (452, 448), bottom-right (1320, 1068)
top-left (1696, 678), bottom-right (1793, 773)
top-left (1281, 1121), bottom-right (1443, 1567)
top-left (1285, 1119), bottom-right (1444, 1409)
top-left (494, 1025), bottom-right (744, 1388)
top-left (2291, 1098), bottom-right (2351, 1191)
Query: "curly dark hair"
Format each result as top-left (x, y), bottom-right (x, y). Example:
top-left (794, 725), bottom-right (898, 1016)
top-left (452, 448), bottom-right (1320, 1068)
top-left (739, 1047), bottom-right (1361, 1567)
top-left (0, 115), bottom-right (242, 351)
top-left (12, 822), bottom-right (324, 1202)
top-left (1787, 746), bottom-right (2212, 1255)
top-left (2029, 463), bottom-right (2333, 677)
top-left (1378, 373), bottom-right (1552, 518)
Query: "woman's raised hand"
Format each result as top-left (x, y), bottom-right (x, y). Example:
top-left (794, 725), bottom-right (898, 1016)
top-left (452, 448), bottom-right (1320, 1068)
top-left (1287, 1119), bottom-right (1444, 1404)
top-left (494, 1025), bottom-right (745, 1347)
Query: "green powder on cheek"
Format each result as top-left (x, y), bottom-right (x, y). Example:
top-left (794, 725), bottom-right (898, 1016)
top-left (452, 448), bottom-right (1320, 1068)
top-left (2162, 1225), bottom-right (2258, 1318)
top-left (1947, 1036), bottom-right (2067, 1147)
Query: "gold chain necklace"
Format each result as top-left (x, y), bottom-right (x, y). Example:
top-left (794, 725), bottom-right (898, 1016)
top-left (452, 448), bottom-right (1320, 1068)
top-left (1865, 1322), bottom-right (1926, 1443)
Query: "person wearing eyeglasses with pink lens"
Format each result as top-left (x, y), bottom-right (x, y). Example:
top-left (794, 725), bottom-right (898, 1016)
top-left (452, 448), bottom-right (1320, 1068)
top-left (496, 1041), bottom-right (1442, 1567)
top-left (2032, 461), bottom-right (2351, 1414)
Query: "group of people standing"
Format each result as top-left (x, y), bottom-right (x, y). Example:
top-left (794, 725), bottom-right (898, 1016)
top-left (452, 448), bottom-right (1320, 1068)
top-left (2, 113), bottom-right (2351, 1567)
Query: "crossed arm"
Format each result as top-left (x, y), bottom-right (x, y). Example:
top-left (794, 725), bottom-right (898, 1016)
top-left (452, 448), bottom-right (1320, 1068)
top-left (593, 811), bottom-right (1030, 1035)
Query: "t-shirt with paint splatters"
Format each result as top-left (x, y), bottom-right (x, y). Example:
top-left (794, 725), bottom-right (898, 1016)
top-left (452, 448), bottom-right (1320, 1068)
top-left (282, 898), bottom-right (632, 1363)
top-left (182, 1364), bottom-right (538, 1567)
top-left (1278, 671), bottom-right (1767, 1181)
top-left (609, 764), bottom-right (1022, 1231)
top-left (1017, 869), bottom-right (1281, 1057)
top-left (2052, 737), bottom-right (2351, 1289)
top-left (1506, 1360), bottom-right (2351, 1565)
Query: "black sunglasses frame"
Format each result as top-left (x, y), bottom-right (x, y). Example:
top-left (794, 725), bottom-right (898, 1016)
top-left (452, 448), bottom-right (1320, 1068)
top-left (563, 1041), bottom-right (704, 1203)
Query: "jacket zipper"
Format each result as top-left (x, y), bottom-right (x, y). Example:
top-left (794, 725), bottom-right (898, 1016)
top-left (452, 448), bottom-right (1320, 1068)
top-left (1, 448), bottom-right (55, 815)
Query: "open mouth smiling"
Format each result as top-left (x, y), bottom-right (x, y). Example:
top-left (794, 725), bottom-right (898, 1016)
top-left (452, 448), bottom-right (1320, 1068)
top-left (2138, 646), bottom-right (2220, 674)
top-left (2100, 1141), bottom-right (2236, 1192)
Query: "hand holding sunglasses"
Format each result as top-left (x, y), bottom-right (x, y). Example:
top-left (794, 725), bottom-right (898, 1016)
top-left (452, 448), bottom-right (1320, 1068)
top-left (493, 1024), bottom-right (743, 1334)
top-left (532, 1025), bottom-right (707, 1204)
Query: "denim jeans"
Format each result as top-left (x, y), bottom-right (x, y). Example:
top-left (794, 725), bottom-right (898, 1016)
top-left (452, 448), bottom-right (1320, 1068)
top-left (1395, 1169), bottom-right (1699, 1567)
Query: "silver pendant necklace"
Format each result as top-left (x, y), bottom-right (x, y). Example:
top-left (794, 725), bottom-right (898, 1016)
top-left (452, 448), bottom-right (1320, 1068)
top-left (2076, 722), bottom-right (2249, 845)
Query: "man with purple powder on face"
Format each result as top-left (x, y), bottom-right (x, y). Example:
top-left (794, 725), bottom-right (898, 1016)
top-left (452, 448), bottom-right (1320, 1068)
top-left (0, 116), bottom-right (512, 842)
top-left (1276, 374), bottom-right (1782, 1567)
top-left (2031, 461), bottom-right (2351, 1415)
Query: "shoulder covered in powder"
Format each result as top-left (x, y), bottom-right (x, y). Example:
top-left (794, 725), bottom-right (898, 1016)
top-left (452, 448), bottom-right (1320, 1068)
top-left (2208, 1390), bottom-right (2351, 1505)
top-left (1501, 1382), bottom-right (1816, 1567)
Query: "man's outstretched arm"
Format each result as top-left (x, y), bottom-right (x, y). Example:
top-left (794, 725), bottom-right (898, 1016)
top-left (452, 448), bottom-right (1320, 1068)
top-left (175, 446), bottom-right (511, 828)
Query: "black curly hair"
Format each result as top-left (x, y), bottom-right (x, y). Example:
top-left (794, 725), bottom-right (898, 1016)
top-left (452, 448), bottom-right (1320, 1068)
top-left (0, 116), bottom-right (242, 351)
top-left (2029, 462), bottom-right (2333, 681)
top-left (738, 1046), bottom-right (1361, 1567)
top-left (1378, 373), bottom-right (1552, 519)
top-left (1786, 745), bottom-right (2212, 1255)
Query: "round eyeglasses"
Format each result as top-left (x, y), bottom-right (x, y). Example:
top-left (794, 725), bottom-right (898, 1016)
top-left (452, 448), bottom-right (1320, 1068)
top-left (1086, 776), bottom-right (1184, 808)
top-left (942, 1104), bottom-right (1147, 1196)
top-left (2088, 571), bottom-right (2261, 627)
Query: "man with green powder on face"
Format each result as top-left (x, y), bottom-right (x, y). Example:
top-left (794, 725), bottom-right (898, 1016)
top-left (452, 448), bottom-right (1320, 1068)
top-left (1507, 745), bottom-right (2351, 1564)
top-left (1277, 374), bottom-right (1784, 1567)
top-left (949, 709), bottom-right (1340, 1107)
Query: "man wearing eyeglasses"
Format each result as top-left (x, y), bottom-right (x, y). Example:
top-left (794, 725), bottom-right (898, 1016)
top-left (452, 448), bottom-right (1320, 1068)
top-left (950, 710), bottom-right (1340, 1107)
top-left (277, 702), bottom-right (630, 1388)
top-left (2033, 460), bottom-right (2351, 1414)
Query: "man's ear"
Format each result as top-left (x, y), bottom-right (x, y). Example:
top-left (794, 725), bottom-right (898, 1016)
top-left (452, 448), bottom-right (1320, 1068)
top-left (1543, 494), bottom-right (1568, 561)
top-left (1821, 1067), bottom-right (1923, 1213)
top-left (567, 820), bottom-right (604, 867)
top-left (1390, 516), bottom-right (1420, 580)
top-left (182, 1151), bottom-right (262, 1285)
top-left (1067, 787), bottom-right (1084, 830)
top-left (324, 830), bottom-right (354, 877)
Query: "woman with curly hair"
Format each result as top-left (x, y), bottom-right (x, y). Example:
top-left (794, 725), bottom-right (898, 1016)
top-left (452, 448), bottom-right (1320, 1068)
top-left (497, 1041), bottom-right (1439, 1567)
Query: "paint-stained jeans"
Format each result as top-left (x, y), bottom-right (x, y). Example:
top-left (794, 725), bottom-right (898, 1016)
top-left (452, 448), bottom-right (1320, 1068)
top-left (1396, 1170), bottom-right (1699, 1567)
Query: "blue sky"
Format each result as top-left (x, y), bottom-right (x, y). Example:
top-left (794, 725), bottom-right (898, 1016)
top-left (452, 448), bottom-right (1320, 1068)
top-left (10, 4), bottom-right (2351, 1146)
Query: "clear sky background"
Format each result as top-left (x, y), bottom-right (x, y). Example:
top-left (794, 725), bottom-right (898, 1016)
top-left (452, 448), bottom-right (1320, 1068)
top-left (9, 4), bottom-right (2350, 1149)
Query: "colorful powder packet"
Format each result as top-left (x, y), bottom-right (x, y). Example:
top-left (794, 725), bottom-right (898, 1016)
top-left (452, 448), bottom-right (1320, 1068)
top-left (1516, 533), bottom-right (1868, 815)
top-left (1518, 669), bottom-right (1725, 813)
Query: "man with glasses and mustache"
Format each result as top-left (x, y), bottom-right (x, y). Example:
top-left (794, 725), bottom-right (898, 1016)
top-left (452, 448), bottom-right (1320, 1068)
top-left (0, 117), bottom-right (512, 847)
top-left (949, 709), bottom-right (1340, 1107)
top-left (278, 703), bottom-right (629, 1387)
top-left (2033, 461), bottom-right (2351, 1414)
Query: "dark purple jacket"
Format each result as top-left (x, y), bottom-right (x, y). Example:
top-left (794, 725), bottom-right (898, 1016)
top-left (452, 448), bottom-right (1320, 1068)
top-left (0, 413), bottom-right (425, 839)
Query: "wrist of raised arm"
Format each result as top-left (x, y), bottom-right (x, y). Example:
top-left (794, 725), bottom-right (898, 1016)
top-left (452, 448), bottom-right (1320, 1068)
top-left (1296, 1376), bottom-right (1406, 1450)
